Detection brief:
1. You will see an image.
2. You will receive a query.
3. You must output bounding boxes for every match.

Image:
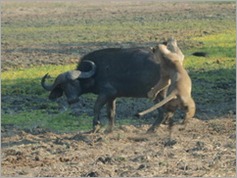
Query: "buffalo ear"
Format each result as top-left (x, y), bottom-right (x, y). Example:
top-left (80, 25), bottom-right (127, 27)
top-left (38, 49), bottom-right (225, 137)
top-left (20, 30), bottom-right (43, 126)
top-left (49, 87), bottom-right (63, 100)
top-left (151, 47), bottom-right (156, 53)
top-left (151, 46), bottom-right (159, 53)
top-left (162, 41), bottom-right (168, 45)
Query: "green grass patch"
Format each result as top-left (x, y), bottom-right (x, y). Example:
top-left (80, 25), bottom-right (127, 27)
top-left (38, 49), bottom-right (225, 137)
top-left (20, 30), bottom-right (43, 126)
top-left (179, 30), bottom-right (236, 113)
top-left (2, 110), bottom-right (93, 133)
top-left (191, 30), bottom-right (236, 58)
top-left (1, 64), bottom-right (95, 132)
top-left (1, 64), bottom-right (75, 96)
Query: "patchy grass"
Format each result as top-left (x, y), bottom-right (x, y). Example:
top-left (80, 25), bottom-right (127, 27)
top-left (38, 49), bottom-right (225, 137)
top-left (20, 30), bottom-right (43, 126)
top-left (1, 64), bottom-right (75, 96)
top-left (2, 1), bottom-right (236, 70)
top-left (183, 30), bottom-right (236, 118)
top-left (191, 30), bottom-right (236, 58)
top-left (2, 29), bottom-right (235, 131)
top-left (1, 0), bottom-right (236, 132)
top-left (2, 111), bottom-right (93, 133)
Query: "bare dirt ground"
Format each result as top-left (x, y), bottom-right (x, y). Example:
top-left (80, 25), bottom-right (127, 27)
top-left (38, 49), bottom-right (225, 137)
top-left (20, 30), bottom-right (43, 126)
top-left (1, 117), bottom-right (236, 177)
top-left (1, 0), bottom-right (236, 177)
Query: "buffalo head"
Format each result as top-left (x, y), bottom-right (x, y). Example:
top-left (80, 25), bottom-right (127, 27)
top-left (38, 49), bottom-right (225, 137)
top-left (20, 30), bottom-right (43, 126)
top-left (41, 60), bottom-right (96, 104)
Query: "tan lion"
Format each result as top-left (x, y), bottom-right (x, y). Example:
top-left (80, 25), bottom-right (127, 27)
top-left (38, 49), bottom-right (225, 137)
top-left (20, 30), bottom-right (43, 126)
top-left (137, 38), bottom-right (196, 133)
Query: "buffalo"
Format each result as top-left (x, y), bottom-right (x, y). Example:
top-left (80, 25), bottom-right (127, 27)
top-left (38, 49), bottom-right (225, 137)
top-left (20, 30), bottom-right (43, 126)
top-left (41, 47), bottom-right (162, 132)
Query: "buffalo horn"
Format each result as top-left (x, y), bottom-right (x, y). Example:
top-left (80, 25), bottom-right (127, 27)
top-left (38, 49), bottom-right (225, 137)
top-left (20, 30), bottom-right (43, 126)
top-left (66, 60), bottom-right (96, 80)
top-left (41, 72), bottom-right (67, 91)
top-left (41, 60), bottom-right (96, 91)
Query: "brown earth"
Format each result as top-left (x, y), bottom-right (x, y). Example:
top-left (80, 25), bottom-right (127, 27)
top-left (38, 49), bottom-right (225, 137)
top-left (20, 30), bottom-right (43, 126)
top-left (1, 117), bottom-right (236, 177)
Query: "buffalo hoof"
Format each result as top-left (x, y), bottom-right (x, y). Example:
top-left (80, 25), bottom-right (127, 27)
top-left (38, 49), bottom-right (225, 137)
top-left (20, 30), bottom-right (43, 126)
top-left (178, 124), bottom-right (187, 131)
top-left (178, 120), bottom-right (188, 131)
top-left (146, 127), bottom-right (156, 134)
top-left (104, 127), bottom-right (113, 134)
top-left (164, 138), bottom-right (177, 147)
top-left (93, 124), bottom-right (102, 133)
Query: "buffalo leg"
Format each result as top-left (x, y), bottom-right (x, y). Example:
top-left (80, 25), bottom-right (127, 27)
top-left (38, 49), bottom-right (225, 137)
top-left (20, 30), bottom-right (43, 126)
top-left (146, 107), bottom-right (165, 133)
top-left (165, 111), bottom-right (175, 139)
top-left (146, 94), bottom-right (167, 133)
top-left (106, 99), bottom-right (116, 132)
top-left (147, 108), bottom-right (174, 133)
top-left (93, 95), bottom-right (108, 132)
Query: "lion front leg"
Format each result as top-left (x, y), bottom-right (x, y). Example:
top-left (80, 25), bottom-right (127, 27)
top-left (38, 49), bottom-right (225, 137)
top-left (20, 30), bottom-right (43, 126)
top-left (148, 78), bottom-right (170, 100)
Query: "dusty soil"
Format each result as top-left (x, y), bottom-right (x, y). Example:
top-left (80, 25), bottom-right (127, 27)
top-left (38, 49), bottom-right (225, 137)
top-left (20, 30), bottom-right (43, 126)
top-left (1, 117), bottom-right (236, 177)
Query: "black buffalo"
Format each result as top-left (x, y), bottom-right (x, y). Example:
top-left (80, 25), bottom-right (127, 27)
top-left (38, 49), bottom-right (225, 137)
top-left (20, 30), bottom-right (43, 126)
top-left (41, 48), bottom-right (161, 132)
